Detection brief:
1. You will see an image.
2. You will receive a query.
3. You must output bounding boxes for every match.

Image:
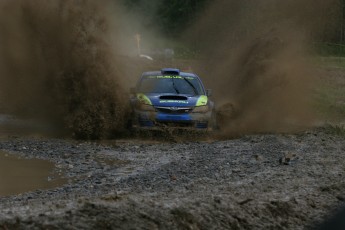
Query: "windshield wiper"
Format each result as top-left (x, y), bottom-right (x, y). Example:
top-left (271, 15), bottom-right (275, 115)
top-left (183, 77), bottom-right (198, 95)
top-left (171, 77), bottom-right (180, 94)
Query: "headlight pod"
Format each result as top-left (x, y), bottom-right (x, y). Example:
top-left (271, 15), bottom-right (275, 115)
top-left (137, 103), bottom-right (156, 112)
top-left (192, 105), bottom-right (209, 113)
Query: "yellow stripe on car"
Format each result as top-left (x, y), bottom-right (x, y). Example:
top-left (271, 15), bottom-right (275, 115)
top-left (137, 93), bottom-right (152, 105)
top-left (196, 95), bottom-right (208, 106)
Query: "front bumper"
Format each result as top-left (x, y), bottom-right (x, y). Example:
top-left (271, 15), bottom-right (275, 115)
top-left (132, 109), bottom-right (212, 130)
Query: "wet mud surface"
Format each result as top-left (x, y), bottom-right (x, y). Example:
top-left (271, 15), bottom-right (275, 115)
top-left (0, 129), bottom-right (344, 229)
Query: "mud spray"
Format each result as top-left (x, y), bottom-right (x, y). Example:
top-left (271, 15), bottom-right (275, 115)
top-left (0, 0), bottom-right (340, 140)
top-left (0, 0), bottom-right (130, 139)
top-left (188, 0), bottom-right (339, 136)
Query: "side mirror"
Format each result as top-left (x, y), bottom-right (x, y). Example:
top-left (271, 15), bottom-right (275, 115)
top-left (130, 87), bottom-right (136, 94)
top-left (206, 89), bottom-right (212, 97)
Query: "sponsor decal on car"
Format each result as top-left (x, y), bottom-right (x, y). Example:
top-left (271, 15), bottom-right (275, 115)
top-left (147, 75), bottom-right (196, 80)
top-left (159, 100), bottom-right (189, 104)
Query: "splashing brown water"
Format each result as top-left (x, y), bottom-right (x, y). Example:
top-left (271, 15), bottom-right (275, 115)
top-left (0, 0), bottom-right (129, 139)
top-left (185, 0), bottom-right (339, 136)
top-left (0, 0), bottom-right (340, 139)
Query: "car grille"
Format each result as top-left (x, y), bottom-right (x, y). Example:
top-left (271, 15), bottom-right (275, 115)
top-left (156, 121), bottom-right (194, 128)
top-left (155, 106), bottom-right (193, 114)
top-left (196, 121), bottom-right (208, 129)
top-left (138, 117), bottom-right (154, 127)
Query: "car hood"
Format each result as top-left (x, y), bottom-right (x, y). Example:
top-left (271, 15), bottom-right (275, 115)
top-left (136, 93), bottom-right (208, 107)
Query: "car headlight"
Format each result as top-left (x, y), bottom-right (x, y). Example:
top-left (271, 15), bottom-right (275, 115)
top-left (137, 103), bottom-right (156, 112)
top-left (192, 105), bottom-right (209, 113)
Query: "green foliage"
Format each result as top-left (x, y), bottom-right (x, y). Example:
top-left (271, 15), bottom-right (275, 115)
top-left (122, 0), bottom-right (209, 35)
top-left (316, 56), bottom-right (345, 68)
top-left (323, 124), bottom-right (345, 137)
top-left (156, 0), bottom-right (209, 35)
top-left (123, 0), bottom-right (345, 45)
top-left (315, 43), bottom-right (345, 57)
top-left (313, 76), bottom-right (345, 121)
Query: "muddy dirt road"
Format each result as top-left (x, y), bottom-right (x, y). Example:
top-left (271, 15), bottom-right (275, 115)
top-left (0, 127), bottom-right (344, 229)
top-left (0, 1), bottom-right (344, 229)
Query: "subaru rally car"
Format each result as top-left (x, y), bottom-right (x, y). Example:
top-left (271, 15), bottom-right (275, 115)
top-left (129, 68), bottom-right (216, 130)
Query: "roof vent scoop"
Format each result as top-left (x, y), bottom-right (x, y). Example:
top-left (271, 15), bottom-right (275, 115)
top-left (161, 68), bottom-right (180, 75)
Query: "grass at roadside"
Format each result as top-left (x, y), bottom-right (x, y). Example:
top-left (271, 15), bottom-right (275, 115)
top-left (322, 124), bottom-right (345, 137)
top-left (312, 57), bottom-right (345, 122)
top-left (316, 56), bottom-right (345, 69)
top-left (313, 82), bottom-right (345, 120)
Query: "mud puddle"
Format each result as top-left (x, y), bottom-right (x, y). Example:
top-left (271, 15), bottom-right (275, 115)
top-left (0, 151), bottom-right (66, 197)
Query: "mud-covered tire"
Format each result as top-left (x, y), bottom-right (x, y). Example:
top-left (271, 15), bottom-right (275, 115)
top-left (209, 110), bottom-right (218, 131)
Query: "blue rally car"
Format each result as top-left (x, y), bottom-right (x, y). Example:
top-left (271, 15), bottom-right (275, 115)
top-left (130, 68), bottom-right (216, 130)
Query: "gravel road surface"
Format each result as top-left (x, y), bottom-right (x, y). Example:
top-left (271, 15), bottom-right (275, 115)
top-left (0, 129), bottom-right (344, 229)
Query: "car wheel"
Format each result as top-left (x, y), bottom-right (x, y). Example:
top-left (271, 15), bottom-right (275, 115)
top-left (210, 110), bottom-right (218, 131)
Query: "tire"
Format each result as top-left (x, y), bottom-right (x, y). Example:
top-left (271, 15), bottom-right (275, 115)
top-left (209, 110), bottom-right (218, 131)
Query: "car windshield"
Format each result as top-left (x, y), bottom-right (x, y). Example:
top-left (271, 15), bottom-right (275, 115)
top-left (138, 75), bottom-right (204, 95)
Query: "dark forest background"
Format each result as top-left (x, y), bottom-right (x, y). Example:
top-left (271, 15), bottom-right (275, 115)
top-left (122, 0), bottom-right (345, 56)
